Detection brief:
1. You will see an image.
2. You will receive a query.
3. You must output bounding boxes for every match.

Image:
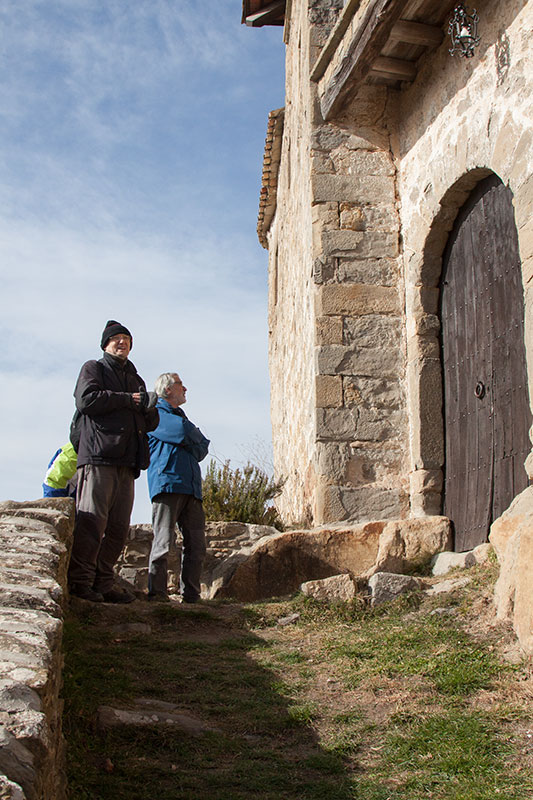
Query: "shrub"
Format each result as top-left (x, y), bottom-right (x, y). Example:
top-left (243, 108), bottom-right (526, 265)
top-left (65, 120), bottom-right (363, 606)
top-left (202, 459), bottom-right (285, 529)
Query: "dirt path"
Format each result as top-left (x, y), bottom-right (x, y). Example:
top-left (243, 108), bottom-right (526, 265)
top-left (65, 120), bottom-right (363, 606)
top-left (63, 566), bottom-right (533, 800)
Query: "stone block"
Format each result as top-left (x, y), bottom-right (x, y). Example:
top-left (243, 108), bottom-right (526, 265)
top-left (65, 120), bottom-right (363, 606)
top-left (311, 126), bottom-right (388, 154)
top-left (311, 152), bottom-right (336, 174)
top-left (316, 315), bottom-right (343, 345)
top-left (408, 313), bottom-right (440, 338)
top-left (408, 285), bottom-right (439, 314)
top-left (344, 314), bottom-right (402, 348)
top-left (409, 469), bottom-right (443, 494)
top-left (408, 357), bottom-right (443, 470)
top-left (312, 174), bottom-right (395, 204)
top-left (368, 572), bottom-right (420, 606)
top-left (490, 486), bottom-right (533, 653)
top-left (0, 775), bottom-right (26, 799)
top-left (315, 375), bottom-right (343, 407)
top-left (523, 254), bottom-right (533, 286)
top-left (353, 406), bottom-right (405, 442)
top-left (370, 517), bottom-right (452, 576)
top-left (318, 284), bottom-right (401, 316)
top-left (344, 128), bottom-right (390, 151)
top-left (330, 148), bottom-right (395, 177)
top-left (514, 173), bottom-right (533, 228)
top-left (300, 573), bottom-right (357, 602)
top-left (410, 491), bottom-right (444, 517)
top-left (316, 407), bottom-right (357, 440)
top-left (311, 125), bottom-right (348, 152)
top-left (313, 256), bottom-right (336, 284)
top-left (339, 203), bottom-right (365, 231)
top-left (0, 729), bottom-right (35, 800)
top-left (509, 128), bottom-right (533, 189)
top-left (407, 334), bottom-right (440, 360)
top-left (311, 201), bottom-right (339, 228)
top-left (517, 216), bottom-right (533, 263)
top-left (359, 204), bottom-right (399, 233)
top-left (344, 453), bottom-right (373, 485)
top-left (317, 343), bottom-right (402, 378)
top-left (316, 442), bottom-right (351, 482)
top-left (211, 522), bottom-right (386, 601)
top-left (322, 229), bottom-right (364, 254)
top-left (322, 230), bottom-right (398, 258)
top-left (337, 486), bottom-right (408, 522)
top-left (472, 543), bottom-right (492, 564)
top-left (343, 376), bottom-right (403, 409)
top-left (431, 551), bottom-right (476, 576)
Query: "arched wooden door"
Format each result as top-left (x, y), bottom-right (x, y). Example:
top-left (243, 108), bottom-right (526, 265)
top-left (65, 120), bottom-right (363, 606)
top-left (440, 174), bottom-right (531, 552)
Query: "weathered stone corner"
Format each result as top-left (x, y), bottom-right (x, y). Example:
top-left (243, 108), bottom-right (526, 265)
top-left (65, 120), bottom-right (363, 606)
top-left (0, 498), bottom-right (74, 800)
top-left (490, 486), bottom-right (533, 654)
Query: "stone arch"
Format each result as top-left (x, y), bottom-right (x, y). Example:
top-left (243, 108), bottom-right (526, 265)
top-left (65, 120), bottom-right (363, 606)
top-left (406, 166), bottom-right (533, 520)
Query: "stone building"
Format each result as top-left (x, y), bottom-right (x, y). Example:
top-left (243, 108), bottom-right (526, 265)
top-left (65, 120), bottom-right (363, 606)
top-left (243, 0), bottom-right (533, 554)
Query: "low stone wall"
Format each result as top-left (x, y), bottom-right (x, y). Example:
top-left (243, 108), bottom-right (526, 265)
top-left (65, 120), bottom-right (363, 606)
top-left (0, 498), bottom-right (74, 800)
top-left (117, 521), bottom-right (279, 594)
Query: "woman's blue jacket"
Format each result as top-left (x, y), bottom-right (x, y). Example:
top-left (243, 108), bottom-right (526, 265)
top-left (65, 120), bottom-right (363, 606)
top-left (146, 398), bottom-right (210, 501)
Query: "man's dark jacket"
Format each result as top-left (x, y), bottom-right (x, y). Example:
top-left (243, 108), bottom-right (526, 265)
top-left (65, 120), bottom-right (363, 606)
top-left (74, 353), bottom-right (159, 477)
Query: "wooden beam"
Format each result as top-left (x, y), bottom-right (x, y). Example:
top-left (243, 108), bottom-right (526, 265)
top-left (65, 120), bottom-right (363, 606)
top-left (244, 0), bottom-right (285, 27)
top-left (320, 0), bottom-right (408, 121)
top-left (389, 19), bottom-right (443, 47)
top-left (370, 55), bottom-right (417, 80)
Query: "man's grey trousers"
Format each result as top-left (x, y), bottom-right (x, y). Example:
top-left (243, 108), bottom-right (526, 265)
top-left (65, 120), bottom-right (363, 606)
top-left (149, 492), bottom-right (206, 601)
top-left (148, 492), bottom-right (206, 603)
top-left (68, 464), bottom-right (135, 593)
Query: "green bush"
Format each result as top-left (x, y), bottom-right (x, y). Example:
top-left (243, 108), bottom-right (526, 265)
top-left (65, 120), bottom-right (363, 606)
top-left (202, 459), bottom-right (285, 529)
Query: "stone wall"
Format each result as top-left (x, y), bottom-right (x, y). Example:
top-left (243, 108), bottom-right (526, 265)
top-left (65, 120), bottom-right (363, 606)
top-left (310, 86), bottom-right (409, 524)
top-left (266, 0), bottom-right (533, 526)
top-left (268, 1), bottom-right (343, 526)
top-left (0, 498), bottom-right (73, 800)
top-left (393, 0), bottom-right (533, 513)
top-left (269, 0), bottom-right (409, 526)
top-left (117, 521), bottom-right (279, 595)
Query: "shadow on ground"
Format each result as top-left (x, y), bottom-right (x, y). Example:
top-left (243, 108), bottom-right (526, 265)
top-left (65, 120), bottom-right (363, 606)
top-left (62, 598), bottom-right (352, 800)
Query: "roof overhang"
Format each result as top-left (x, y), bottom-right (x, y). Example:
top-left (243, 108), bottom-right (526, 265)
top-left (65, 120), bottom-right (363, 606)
top-left (242, 0), bottom-right (286, 27)
top-left (311, 0), bottom-right (454, 120)
top-left (257, 108), bottom-right (285, 248)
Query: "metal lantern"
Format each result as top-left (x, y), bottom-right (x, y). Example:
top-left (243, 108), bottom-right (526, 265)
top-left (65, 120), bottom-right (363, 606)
top-left (448, 3), bottom-right (481, 58)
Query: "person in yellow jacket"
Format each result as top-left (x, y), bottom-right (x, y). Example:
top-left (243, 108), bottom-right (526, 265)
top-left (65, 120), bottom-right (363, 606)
top-left (43, 441), bottom-right (78, 498)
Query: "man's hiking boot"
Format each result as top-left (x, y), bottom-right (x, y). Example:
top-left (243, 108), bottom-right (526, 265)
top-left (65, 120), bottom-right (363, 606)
top-left (69, 584), bottom-right (104, 603)
top-left (101, 588), bottom-right (135, 604)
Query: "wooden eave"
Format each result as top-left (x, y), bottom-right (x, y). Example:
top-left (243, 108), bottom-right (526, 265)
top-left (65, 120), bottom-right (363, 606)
top-left (257, 108), bottom-right (285, 249)
top-left (242, 0), bottom-right (286, 27)
top-left (311, 0), bottom-right (456, 120)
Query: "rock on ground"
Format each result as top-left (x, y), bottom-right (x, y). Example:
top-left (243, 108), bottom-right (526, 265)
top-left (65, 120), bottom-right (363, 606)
top-left (368, 573), bottom-right (420, 606)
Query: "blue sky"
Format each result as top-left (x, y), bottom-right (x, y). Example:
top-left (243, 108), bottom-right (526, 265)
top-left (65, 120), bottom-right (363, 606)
top-left (0, 1), bottom-right (286, 523)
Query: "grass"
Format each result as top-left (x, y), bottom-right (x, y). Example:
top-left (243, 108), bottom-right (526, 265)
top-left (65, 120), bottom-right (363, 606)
top-left (62, 564), bottom-right (533, 799)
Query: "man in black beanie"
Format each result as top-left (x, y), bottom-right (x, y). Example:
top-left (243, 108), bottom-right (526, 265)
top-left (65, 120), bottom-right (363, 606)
top-left (68, 320), bottom-right (159, 603)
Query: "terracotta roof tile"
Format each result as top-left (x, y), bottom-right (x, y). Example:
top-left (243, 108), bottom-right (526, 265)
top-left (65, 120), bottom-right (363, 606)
top-left (257, 107), bottom-right (284, 249)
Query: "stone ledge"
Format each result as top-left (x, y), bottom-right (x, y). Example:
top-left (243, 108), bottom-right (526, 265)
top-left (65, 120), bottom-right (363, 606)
top-left (0, 499), bottom-right (73, 800)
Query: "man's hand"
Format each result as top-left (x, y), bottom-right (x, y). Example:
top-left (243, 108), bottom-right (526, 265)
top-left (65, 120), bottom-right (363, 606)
top-left (138, 391), bottom-right (158, 409)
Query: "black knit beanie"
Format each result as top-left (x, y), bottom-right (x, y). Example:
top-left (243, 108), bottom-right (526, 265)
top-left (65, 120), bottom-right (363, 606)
top-left (100, 320), bottom-right (133, 350)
